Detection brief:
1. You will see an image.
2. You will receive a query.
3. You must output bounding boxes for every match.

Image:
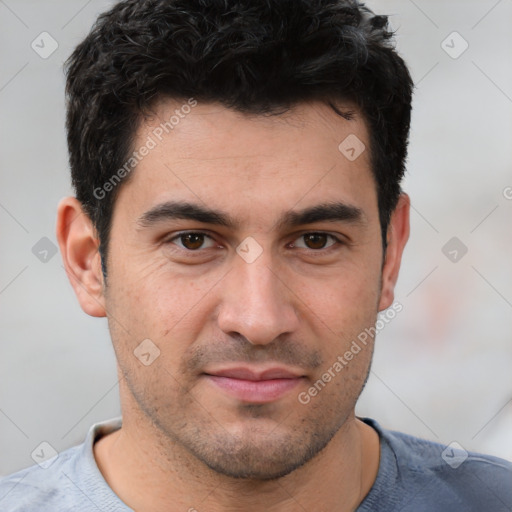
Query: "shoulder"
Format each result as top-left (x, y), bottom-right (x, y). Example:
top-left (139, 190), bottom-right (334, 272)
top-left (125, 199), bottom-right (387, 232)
top-left (362, 418), bottom-right (512, 512)
top-left (0, 416), bottom-right (126, 512)
top-left (0, 445), bottom-right (82, 511)
top-left (387, 426), bottom-right (512, 509)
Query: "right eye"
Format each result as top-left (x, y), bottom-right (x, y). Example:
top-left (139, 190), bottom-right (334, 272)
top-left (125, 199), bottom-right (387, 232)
top-left (167, 232), bottom-right (217, 251)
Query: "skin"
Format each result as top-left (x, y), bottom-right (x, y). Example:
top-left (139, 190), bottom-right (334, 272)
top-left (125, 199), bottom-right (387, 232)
top-left (56, 99), bottom-right (410, 512)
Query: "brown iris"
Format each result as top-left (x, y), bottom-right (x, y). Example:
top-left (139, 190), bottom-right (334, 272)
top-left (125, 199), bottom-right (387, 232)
top-left (180, 233), bottom-right (205, 250)
top-left (303, 233), bottom-right (329, 249)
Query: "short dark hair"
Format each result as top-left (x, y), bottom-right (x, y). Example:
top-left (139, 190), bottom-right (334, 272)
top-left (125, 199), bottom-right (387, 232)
top-left (64, 0), bottom-right (414, 278)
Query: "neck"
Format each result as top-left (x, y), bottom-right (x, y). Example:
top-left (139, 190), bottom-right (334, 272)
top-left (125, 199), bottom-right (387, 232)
top-left (94, 411), bottom-right (380, 512)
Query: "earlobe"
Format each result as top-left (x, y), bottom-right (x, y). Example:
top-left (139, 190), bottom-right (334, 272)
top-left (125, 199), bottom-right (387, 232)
top-left (378, 193), bottom-right (410, 311)
top-left (56, 197), bottom-right (106, 317)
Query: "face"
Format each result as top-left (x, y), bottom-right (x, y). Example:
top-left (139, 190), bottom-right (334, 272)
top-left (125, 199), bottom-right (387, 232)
top-left (80, 99), bottom-right (406, 480)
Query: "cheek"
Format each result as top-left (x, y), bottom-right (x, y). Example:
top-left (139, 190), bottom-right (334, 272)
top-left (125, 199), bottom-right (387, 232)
top-left (108, 247), bottom-right (221, 333)
top-left (296, 261), bottom-right (381, 335)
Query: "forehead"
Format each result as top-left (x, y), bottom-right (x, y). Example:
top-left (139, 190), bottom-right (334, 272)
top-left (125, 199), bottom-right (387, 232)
top-left (116, 99), bottom-right (377, 226)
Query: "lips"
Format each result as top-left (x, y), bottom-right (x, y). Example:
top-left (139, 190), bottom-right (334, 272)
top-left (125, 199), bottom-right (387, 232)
top-left (206, 366), bottom-right (301, 381)
top-left (203, 366), bottom-right (305, 403)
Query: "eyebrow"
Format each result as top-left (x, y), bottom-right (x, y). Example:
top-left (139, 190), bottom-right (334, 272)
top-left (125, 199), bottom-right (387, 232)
top-left (136, 200), bottom-right (365, 231)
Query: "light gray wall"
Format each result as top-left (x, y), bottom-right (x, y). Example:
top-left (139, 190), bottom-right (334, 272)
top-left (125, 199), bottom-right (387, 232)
top-left (1, 0), bottom-right (511, 476)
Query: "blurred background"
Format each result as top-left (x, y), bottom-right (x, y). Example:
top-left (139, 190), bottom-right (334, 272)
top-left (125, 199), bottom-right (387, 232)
top-left (0, 0), bottom-right (511, 476)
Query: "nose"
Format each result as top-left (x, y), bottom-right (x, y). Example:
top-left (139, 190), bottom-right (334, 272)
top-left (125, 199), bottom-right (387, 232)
top-left (216, 254), bottom-right (300, 345)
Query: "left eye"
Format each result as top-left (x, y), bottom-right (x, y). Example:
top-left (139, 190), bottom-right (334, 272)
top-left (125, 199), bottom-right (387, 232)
top-left (170, 232), bottom-right (217, 250)
top-left (292, 233), bottom-right (339, 250)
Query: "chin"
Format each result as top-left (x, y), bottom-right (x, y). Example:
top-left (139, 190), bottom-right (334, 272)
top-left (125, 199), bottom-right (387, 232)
top-left (182, 421), bottom-right (340, 481)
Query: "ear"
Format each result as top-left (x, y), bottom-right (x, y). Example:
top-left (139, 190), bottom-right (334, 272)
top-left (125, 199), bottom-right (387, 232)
top-left (378, 193), bottom-right (410, 311)
top-left (56, 197), bottom-right (106, 317)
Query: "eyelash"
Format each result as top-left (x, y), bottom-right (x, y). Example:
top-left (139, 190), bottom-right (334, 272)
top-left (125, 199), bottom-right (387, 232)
top-left (165, 231), bottom-right (345, 253)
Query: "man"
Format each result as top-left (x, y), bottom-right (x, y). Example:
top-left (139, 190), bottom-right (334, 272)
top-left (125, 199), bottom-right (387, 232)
top-left (1, 0), bottom-right (510, 510)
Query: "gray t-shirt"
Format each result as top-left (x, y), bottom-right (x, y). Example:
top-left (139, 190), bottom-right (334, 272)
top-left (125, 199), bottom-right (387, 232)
top-left (0, 416), bottom-right (511, 511)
